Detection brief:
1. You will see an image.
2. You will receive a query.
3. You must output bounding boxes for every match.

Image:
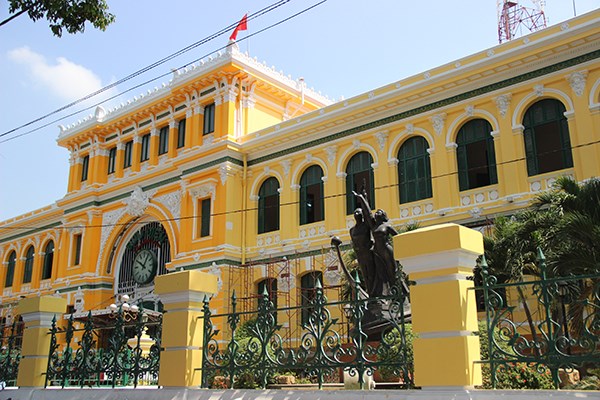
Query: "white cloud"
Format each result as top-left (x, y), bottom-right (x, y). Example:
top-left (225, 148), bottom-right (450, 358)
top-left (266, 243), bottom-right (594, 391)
top-left (8, 46), bottom-right (104, 101)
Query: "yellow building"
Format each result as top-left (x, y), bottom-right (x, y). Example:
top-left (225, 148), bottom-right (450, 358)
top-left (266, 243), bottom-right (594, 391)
top-left (1, 10), bottom-right (600, 331)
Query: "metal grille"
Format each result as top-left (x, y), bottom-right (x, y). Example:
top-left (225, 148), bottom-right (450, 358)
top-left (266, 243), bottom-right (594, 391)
top-left (117, 222), bottom-right (170, 299)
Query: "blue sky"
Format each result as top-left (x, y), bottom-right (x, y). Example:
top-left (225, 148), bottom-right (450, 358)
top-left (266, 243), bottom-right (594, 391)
top-left (0, 0), bottom-right (597, 221)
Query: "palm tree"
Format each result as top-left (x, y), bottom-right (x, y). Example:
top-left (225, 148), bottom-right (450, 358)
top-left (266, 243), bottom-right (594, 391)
top-left (532, 176), bottom-right (600, 275)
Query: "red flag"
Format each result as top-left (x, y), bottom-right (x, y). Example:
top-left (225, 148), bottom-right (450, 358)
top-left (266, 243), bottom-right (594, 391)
top-left (229, 14), bottom-right (248, 41)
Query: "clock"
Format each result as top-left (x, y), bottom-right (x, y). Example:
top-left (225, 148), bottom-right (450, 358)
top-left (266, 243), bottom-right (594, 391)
top-left (132, 249), bottom-right (157, 284)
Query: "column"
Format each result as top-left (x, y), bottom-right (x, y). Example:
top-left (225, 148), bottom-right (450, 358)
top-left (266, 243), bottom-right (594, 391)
top-left (115, 141), bottom-right (125, 178)
top-left (91, 148), bottom-right (108, 184)
top-left (149, 127), bottom-right (159, 166)
top-left (168, 119), bottom-right (178, 158)
top-left (189, 105), bottom-right (203, 148)
top-left (394, 223), bottom-right (483, 389)
top-left (218, 86), bottom-right (237, 140)
top-left (155, 270), bottom-right (218, 387)
top-left (132, 134), bottom-right (142, 173)
top-left (16, 296), bottom-right (67, 387)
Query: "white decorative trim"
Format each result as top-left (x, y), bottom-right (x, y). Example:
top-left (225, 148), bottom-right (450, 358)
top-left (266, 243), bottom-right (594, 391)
top-left (280, 159), bottom-right (292, 177)
top-left (159, 291), bottom-right (213, 305)
top-left (494, 94), bottom-right (512, 118)
top-left (430, 113), bottom-right (446, 136)
top-left (511, 88), bottom-right (574, 128)
top-left (154, 190), bottom-right (182, 228)
top-left (325, 146), bottom-right (337, 165)
top-left (419, 330), bottom-right (474, 339)
top-left (446, 108), bottom-right (499, 146)
top-left (400, 249), bottom-right (481, 274)
top-left (374, 131), bottom-right (388, 152)
top-left (189, 182), bottom-right (217, 200)
top-left (123, 186), bottom-right (154, 217)
top-left (207, 262), bottom-right (223, 293)
top-left (388, 126), bottom-right (435, 162)
top-left (414, 273), bottom-right (473, 285)
top-left (566, 70), bottom-right (588, 97)
top-left (534, 84), bottom-right (545, 97)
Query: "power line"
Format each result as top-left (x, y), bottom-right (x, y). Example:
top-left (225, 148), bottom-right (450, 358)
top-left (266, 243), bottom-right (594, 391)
top-left (1, 137), bottom-right (598, 233)
top-left (0, 0), bottom-right (328, 144)
top-left (0, 0), bottom-right (317, 142)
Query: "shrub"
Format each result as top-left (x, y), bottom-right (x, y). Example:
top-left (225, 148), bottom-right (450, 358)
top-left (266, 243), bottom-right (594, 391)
top-left (377, 323), bottom-right (415, 383)
top-left (477, 321), bottom-right (554, 389)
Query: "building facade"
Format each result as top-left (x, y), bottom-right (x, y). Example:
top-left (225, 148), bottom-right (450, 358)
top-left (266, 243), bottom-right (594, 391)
top-left (1, 10), bottom-right (600, 329)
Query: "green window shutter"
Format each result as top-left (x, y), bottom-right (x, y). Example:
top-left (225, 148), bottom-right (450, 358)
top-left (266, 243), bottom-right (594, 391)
top-left (200, 198), bottom-right (211, 237)
top-left (487, 136), bottom-right (498, 185)
top-left (560, 118), bottom-right (573, 168)
top-left (5, 252), bottom-right (16, 287)
top-left (397, 137), bottom-right (432, 203)
top-left (456, 142), bottom-right (469, 191)
top-left (523, 127), bottom-right (538, 176)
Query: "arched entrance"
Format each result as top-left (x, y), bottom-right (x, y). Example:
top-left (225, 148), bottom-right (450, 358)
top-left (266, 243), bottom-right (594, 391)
top-left (114, 221), bottom-right (171, 311)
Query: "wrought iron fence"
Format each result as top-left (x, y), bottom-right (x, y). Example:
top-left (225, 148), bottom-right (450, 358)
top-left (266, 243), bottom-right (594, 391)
top-left (0, 318), bottom-right (24, 387)
top-left (479, 249), bottom-right (600, 388)
top-left (200, 273), bottom-right (413, 389)
top-left (45, 306), bottom-right (162, 388)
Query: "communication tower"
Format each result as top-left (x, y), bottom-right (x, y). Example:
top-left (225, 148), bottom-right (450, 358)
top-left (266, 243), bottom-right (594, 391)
top-left (497, 0), bottom-right (547, 44)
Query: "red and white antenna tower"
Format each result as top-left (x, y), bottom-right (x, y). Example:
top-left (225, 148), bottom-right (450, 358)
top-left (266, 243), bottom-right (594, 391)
top-left (497, 0), bottom-right (547, 44)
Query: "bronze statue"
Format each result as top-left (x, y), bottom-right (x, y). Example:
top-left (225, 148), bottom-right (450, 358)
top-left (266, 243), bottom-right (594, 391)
top-left (354, 191), bottom-right (398, 295)
top-left (331, 191), bottom-right (399, 297)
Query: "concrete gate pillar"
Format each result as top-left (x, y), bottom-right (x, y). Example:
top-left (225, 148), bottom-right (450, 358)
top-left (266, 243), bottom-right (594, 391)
top-left (394, 223), bottom-right (482, 389)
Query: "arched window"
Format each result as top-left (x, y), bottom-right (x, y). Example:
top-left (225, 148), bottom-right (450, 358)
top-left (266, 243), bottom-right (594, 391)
top-left (523, 99), bottom-right (573, 176)
top-left (397, 137), bottom-right (432, 204)
top-left (4, 251), bottom-right (16, 288)
top-left (23, 246), bottom-right (34, 284)
top-left (257, 277), bottom-right (278, 311)
top-left (300, 271), bottom-right (322, 325)
top-left (456, 119), bottom-right (498, 191)
top-left (258, 177), bottom-right (280, 234)
top-left (346, 152), bottom-right (375, 214)
top-left (300, 165), bottom-right (324, 225)
top-left (42, 241), bottom-right (54, 280)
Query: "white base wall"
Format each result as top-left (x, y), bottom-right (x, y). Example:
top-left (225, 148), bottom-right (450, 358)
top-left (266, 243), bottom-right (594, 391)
top-left (2, 388), bottom-right (599, 400)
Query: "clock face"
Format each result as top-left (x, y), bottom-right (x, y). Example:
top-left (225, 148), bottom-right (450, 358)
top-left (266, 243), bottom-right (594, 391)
top-left (132, 249), bottom-right (157, 284)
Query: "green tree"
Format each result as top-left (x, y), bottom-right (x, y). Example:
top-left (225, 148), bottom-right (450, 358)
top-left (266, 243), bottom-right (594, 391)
top-left (4, 0), bottom-right (114, 37)
top-left (532, 176), bottom-right (600, 275)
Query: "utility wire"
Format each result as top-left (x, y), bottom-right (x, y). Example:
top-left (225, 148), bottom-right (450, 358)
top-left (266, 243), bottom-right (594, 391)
top-left (1, 137), bottom-right (598, 232)
top-left (0, 0), bottom-right (316, 141)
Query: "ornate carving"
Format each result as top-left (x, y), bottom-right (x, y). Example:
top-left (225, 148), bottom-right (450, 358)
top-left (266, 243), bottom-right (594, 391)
top-left (219, 164), bottom-right (235, 185)
top-left (406, 123), bottom-right (414, 134)
top-left (325, 146), bottom-right (337, 165)
top-left (154, 190), bottom-right (182, 227)
top-left (323, 249), bottom-right (341, 286)
top-left (374, 131), bottom-right (388, 152)
top-left (207, 262), bottom-right (223, 292)
top-left (189, 182), bottom-right (216, 199)
top-left (124, 186), bottom-right (153, 217)
top-left (494, 94), bottom-right (512, 117)
top-left (567, 71), bottom-right (587, 97)
top-left (280, 160), bottom-right (292, 177)
top-left (278, 270), bottom-right (296, 292)
top-left (534, 84), bottom-right (545, 97)
top-left (430, 113), bottom-right (446, 136)
top-left (74, 287), bottom-right (85, 312)
top-left (95, 207), bottom-right (126, 274)
top-left (465, 105), bottom-right (474, 117)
